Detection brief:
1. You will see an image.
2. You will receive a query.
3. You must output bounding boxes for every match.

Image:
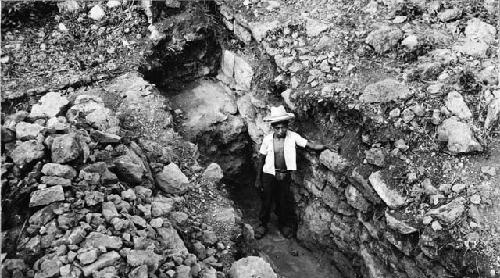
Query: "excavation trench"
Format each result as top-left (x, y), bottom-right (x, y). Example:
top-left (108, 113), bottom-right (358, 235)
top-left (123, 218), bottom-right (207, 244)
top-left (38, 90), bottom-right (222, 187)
top-left (148, 73), bottom-right (348, 278)
top-left (139, 4), bottom-right (356, 278)
top-left (2, 1), bottom-right (494, 277)
top-left (138, 1), bottom-right (484, 278)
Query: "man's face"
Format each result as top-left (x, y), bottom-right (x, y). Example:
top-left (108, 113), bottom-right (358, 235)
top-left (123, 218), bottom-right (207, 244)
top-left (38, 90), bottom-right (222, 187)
top-left (273, 122), bottom-right (288, 138)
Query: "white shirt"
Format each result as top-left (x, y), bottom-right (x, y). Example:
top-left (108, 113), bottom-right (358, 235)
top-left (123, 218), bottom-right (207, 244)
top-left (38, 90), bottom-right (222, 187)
top-left (259, 130), bottom-right (308, 175)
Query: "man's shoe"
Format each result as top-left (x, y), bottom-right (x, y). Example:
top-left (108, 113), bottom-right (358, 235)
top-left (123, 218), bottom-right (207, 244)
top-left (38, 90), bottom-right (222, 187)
top-left (281, 226), bottom-right (294, 239)
top-left (289, 248), bottom-right (299, 256)
top-left (255, 225), bottom-right (268, 239)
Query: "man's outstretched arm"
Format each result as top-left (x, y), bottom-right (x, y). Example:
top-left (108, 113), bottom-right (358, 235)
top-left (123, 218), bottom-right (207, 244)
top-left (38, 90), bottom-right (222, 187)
top-left (294, 132), bottom-right (329, 152)
top-left (305, 141), bottom-right (328, 152)
top-left (254, 154), bottom-right (266, 190)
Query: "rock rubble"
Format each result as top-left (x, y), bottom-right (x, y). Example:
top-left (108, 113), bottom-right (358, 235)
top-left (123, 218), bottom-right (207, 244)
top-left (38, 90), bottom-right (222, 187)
top-left (2, 74), bottom-right (272, 278)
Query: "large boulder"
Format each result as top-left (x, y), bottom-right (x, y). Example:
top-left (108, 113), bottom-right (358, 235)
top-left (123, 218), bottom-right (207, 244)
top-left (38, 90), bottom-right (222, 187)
top-left (170, 80), bottom-right (238, 139)
top-left (107, 0), bottom-right (121, 8)
top-left (113, 148), bottom-right (147, 185)
top-left (169, 77), bottom-right (247, 171)
top-left (360, 79), bottom-right (412, 103)
top-left (319, 150), bottom-right (349, 173)
top-left (57, 0), bottom-right (80, 13)
top-left (176, 266), bottom-right (191, 278)
top-left (345, 184), bottom-right (370, 213)
top-left (126, 250), bottom-right (162, 271)
top-left (348, 167), bottom-right (383, 204)
top-left (51, 134), bottom-right (82, 164)
top-left (40, 176), bottom-right (71, 186)
top-left (229, 256), bottom-right (277, 278)
top-left (221, 50), bottom-right (236, 79)
top-left (10, 140), bottom-right (45, 168)
top-left (81, 162), bottom-right (118, 184)
top-left (30, 92), bottom-right (69, 118)
top-left (305, 19), bottom-right (330, 37)
top-left (138, 139), bottom-right (174, 165)
top-left (401, 34), bottom-right (418, 50)
top-left (28, 203), bottom-right (58, 227)
top-left (102, 202), bottom-right (120, 222)
top-left (89, 5), bottom-right (105, 21)
top-left (46, 117), bottom-right (70, 133)
top-left (29, 185), bottom-right (65, 207)
top-left (82, 232), bottom-right (123, 249)
top-left (385, 211), bottom-right (417, 234)
top-left (445, 91), bottom-right (472, 120)
top-left (81, 252), bottom-right (120, 277)
top-left (78, 249), bottom-right (98, 265)
top-left (453, 39), bottom-right (489, 57)
top-left (320, 185), bottom-right (341, 210)
top-left (219, 50), bottom-right (254, 90)
top-left (207, 206), bottom-right (239, 227)
top-left (234, 22), bottom-right (252, 42)
top-left (365, 147), bottom-right (385, 167)
top-left (33, 253), bottom-right (63, 278)
top-left (248, 20), bottom-right (280, 42)
top-left (437, 117), bottom-right (482, 154)
top-left (202, 163), bottom-right (224, 183)
top-left (151, 197), bottom-right (174, 217)
top-left (155, 163), bottom-right (190, 194)
top-left (15, 122), bottom-right (44, 140)
top-left (477, 63), bottom-right (498, 86)
top-left (236, 94), bottom-right (271, 145)
top-left (66, 95), bottom-right (119, 134)
top-left (90, 130), bottom-right (121, 144)
top-left (365, 26), bottom-right (403, 53)
top-left (218, 115), bottom-right (247, 144)
top-left (426, 197), bottom-right (466, 224)
top-left (464, 18), bottom-right (496, 43)
top-left (437, 8), bottom-right (462, 22)
top-left (156, 226), bottom-right (189, 256)
top-left (368, 171), bottom-right (406, 208)
top-left (41, 163), bottom-right (77, 179)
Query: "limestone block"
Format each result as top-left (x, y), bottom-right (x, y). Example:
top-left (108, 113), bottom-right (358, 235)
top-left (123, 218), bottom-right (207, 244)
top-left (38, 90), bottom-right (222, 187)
top-left (229, 256), bottom-right (277, 278)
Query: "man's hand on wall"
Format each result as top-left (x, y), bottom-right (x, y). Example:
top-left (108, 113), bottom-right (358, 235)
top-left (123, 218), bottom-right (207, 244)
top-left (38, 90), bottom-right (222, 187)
top-left (305, 142), bottom-right (330, 152)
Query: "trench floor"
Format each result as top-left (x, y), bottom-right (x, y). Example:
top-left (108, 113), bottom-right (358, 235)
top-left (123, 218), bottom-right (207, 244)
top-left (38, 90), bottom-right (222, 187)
top-left (229, 181), bottom-right (343, 278)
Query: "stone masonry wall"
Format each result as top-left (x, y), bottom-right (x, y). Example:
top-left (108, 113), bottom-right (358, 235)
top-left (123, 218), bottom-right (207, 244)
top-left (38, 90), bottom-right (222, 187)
top-left (212, 0), bottom-right (499, 277)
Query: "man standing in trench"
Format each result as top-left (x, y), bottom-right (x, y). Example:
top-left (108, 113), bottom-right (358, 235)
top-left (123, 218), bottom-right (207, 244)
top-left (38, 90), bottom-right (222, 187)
top-left (254, 105), bottom-right (327, 239)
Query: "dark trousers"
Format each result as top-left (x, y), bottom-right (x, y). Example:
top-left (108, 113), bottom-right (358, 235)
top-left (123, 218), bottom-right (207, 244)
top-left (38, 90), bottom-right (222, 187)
top-left (259, 172), bottom-right (297, 229)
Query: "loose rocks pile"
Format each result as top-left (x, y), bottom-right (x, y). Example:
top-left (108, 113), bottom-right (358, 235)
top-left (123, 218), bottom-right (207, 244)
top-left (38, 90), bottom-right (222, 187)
top-left (1, 84), bottom-right (272, 278)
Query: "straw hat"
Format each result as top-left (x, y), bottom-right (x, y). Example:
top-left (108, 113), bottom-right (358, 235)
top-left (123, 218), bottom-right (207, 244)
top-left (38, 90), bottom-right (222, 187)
top-left (263, 105), bottom-right (295, 124)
